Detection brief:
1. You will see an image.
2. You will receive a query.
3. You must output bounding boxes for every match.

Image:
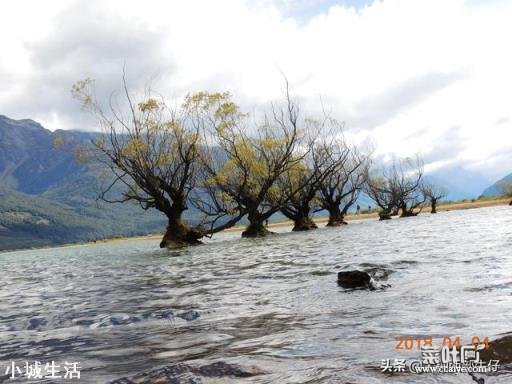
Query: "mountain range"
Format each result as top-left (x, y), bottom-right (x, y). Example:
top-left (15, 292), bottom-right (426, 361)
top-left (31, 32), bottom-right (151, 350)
top-left (425, 165), bottom-right (494, 201)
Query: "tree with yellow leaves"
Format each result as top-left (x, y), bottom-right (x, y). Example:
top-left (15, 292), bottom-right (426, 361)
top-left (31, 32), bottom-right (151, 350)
top-left (72, 77), bottom-right (244, 248)
top-left (188, 86), bottom-right (309, 237)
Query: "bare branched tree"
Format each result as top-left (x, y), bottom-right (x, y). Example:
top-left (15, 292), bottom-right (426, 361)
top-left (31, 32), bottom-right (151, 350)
top-left (395, 157), bottom-right (425, 217)
top-left (278, 161), bottom-right (321, 231)
top-left (421, 182), bottom-right (448, 213)
top-left (277, 118), bottom-right (343, 231)
top-left (316, 138), bottom-right (371, 226)
top-left (365, 175), bottom-right (397, 220)
top-left (366, 156), bottom-right (424, 220)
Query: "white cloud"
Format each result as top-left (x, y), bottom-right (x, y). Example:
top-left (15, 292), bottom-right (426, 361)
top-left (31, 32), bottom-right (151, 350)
top-left (1, 0), bottom-right (511, 177)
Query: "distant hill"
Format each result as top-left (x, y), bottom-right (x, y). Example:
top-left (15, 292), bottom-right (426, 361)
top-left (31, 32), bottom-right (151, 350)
top-left (425, 165), bottom-right (493, 201)
top-left (0, 115), bottom-right (165, 251)
top-left (481, 172), bottom-right (512, 197)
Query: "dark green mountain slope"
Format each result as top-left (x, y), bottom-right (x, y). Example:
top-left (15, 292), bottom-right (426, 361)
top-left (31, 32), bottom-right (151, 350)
top-left (0, 115), bottom-right (165, 251)
top-left (0, 187), bottom-right (165, 250)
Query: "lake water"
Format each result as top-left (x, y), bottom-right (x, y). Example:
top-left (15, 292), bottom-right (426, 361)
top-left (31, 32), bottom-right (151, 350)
top-left (1, 206), bottom-right (512, 383)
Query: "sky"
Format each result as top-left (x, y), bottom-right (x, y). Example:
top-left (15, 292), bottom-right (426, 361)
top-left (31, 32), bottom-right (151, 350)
top-left (1, 0), bottom-right (511, 179)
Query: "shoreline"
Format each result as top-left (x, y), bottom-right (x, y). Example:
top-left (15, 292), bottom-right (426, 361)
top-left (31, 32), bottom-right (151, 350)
top-left (229, 196), bottom-right (512, 232)
top-left (2, 196), bottom-right (510, 253)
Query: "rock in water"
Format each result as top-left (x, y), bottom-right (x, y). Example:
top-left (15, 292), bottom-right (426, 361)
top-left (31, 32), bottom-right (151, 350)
top-left (176, 310), bottom-right (200, 321)
top-left (337, 270), bottom-right (373, 290)
top-left (479, 334), bottom-right (512, 364)
top-left (27, 317), bottom-right (47, 330)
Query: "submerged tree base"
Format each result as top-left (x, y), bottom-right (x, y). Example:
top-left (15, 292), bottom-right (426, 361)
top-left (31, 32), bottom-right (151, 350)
top-left (160, 223), bottom-right (204, 249)
top-left (241, 223), bottom-right (274, 238)
top-left (292, 217), bottom-right (318, 231)
top-left (325, 212), bottom-right (348, 227)
top-left (326, 219), bottom-right (348, 227)
top-left (400, 211), bottom-right (419, 218)
top-left (379, 211), bottom-right (392, 220)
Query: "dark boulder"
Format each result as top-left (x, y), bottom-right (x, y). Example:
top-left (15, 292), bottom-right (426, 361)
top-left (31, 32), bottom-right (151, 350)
top-left (27, 316), bottom-right (47, 330)
top-left (464, 334), bottom-right (512, 383)
top-left (337, 270), bottom-right (373, 290)
top-left (176, 310), bottom-right (200, 321)
top-left (479, 334), bottom-right (512, 364)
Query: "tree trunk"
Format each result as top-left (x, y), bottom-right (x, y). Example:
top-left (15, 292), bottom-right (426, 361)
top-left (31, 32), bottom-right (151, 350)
top-left (379, 209), bottom-right (392, 220)
top-left (400, 202), bottom-right (417, 217)
top-left (326, 206), bottom-right (347, 226)
top-left (399, 202), bottom-right (408, 217)
top-left (431, 198), bottom-right (437, 214)
top-left (160, 217), bottom-right (203, 249)
top-left (242, 211), bottom-right (274, 238)
top-left (292, 216), bottom-right (318, 231)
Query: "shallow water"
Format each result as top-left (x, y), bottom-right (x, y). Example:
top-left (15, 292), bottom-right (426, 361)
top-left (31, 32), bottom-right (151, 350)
top-left (1, 206), bottom-right (512, 383)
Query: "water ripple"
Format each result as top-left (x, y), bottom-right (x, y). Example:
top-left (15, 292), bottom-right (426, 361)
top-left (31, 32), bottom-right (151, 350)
top-left (1, 206), bottom-right (512, 383)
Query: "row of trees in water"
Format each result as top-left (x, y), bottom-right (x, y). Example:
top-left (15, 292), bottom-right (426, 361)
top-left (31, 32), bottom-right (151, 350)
top-left (72, 79), bottom-right (447, 248)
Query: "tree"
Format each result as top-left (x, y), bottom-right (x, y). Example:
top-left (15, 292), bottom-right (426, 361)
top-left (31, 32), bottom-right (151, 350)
top-left (72, 78), bottom-right (243, 248)
top-left (421, 182), bottom-right (448, 213)
top-left (395, 157), bottom-right (425, 217)
top-left (278, 160), bottom-right (321, 231)
top-left (276, 117), bottom-right (348, 231)
top-left (496, 180), bottom-right (512, 205)
top-left (365, 174), bottom-right (397, 220)
top-left (316, 140), bottom-right (371, 226)
top-left (277, 139), bottom-right (331, 230)
top-left (366, 157), bottom-right (424, 220)
top-left (190, 88), bottom-right (309, 237)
